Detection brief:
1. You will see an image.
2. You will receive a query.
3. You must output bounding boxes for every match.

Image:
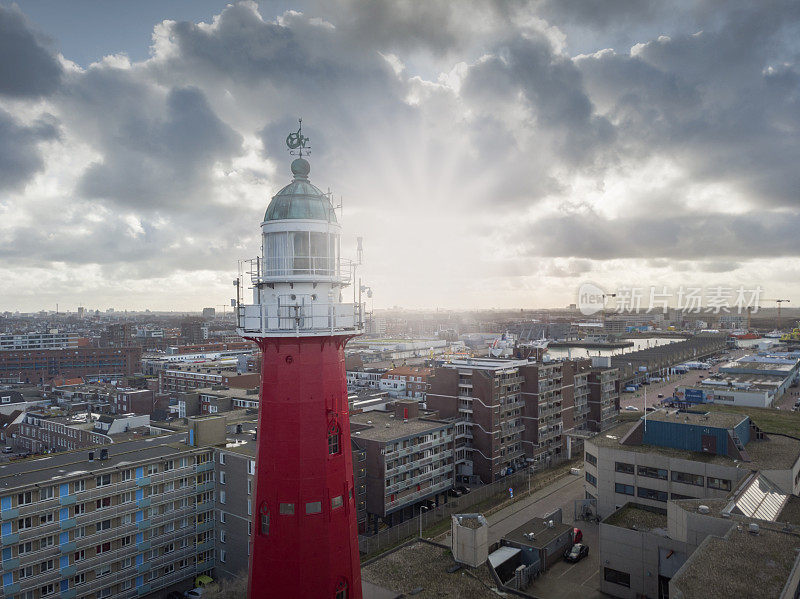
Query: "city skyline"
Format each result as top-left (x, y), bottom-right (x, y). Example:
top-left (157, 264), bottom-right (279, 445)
top-left (1, 0), bottom-right (799, 312)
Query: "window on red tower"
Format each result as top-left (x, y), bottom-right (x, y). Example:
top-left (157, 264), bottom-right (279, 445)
top-left (259, 504), bottom-right (269, 536)
top-left (336, 581), bottom-right (347, 599)
top-left (328, 422), bottom-right (340, 456)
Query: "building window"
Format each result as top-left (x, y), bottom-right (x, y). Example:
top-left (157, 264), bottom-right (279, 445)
top-left (707, 477), bottom-right (732, 491)
top-left (248, 461), bottom-right (255, 475)
top-left (219, 471), bottom-right (226, 485)
top-left (40, 486), bottom-right (55, 501)
top-left (96, 497), bottom-right (111, 509)
top-left (259, 502), bottom-right (269, 535)
top-left (220, 549), bottom-right (227, 563)
top-left (585, 472), bottom-right (597, 486)
top-left (17, 491), bottom-right (33, 505)
top-left (219, 512), bottom-right (226, 524)
top-left (604, 567), bottom-right (631, 588)
top-left (219, 453), bottom-right (226, 465)
top-left (279, 503), bottom-right (295, 515)
top-left (306, 501), bottom-right (322, 514)
top-left (332, 496), bottom-right (343, 510)
top-left (336, 581), bottom-right (348, 599)
top-left (670, 492), bottom-right (695, 500)
top-left (637, 487), bottom-right (668, 502)
top-left (637, 466), bottom-right (667, 480)
top-left (96, 474), bottom-right (111, 487)
top-left (614, 462), bottom-right (634, 475)
top-left (585, 452), bottom-right (597, 466)
top-left (328, 422), bottom-right (340, 456)
top-left (671, 471), bottom-right (704, 487)
top-left (220, 530), bottom-right (226, 543)
top-left (219, 491), bottom-right (226, 504)
top-left (615, 483), bottom-right (634, 496)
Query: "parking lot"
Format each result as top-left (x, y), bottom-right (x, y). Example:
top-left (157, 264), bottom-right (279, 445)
top-left (528, 516), bottom-right (603, 599)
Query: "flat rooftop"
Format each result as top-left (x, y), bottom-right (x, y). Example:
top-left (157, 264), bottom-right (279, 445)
top-left (361, 540), bottom-right (498, 598)
top-left (603, 504), bottom-right (668, 533)
top-left (0, 433), bottom-right (190, 490)
top-left (350, 411), bottom-right (451, 443)
top-left (643, 410), bottom-right (746, 429)
top-left (591, 420), bottom-right (800, 470)
top-left (671, 526), bottom-right (800, 599)
top-left (195, 386), bottom-right (259, 399)
top-left (504, 517), bottom-right (572, 548)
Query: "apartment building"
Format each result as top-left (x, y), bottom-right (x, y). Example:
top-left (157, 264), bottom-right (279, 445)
top-left (380, 367), bottom-right (431, 399)
top-left (427, 359), bottom-right (528, 483)
top-left (0, 422), bottom-right (221, 599)
top-left (583, 409), bottom-right (800, 517)
top-left (213, 429), bottom-right (256, 582)
top-left (177, 388), bottom-right (260, 419)
top-left (0, 347), bottom-right (142, 385)
top-left (0, 333), bottom-right (80, 352)
top-left (12, 411), bottom-right (113, 453)
top-left (159, 365), bottom-right (259, 398)
top-left (350, 403), bottom-right (456, 530)
top-left (588, 366), bottom-right (620, 432)
top-left (346, 369), bottom-right (384, 391)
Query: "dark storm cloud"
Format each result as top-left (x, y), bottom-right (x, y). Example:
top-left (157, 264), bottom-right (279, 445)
top-left (0, 4), bottom-right (63, 97)
top-left (525, 211), bottom-right (800, 260)
top-left (461, 35), bottom-right (615, 168)
top-left (576, 0), bottom-right (800, 207)
top-left (0, 109), bottom-right (58, 190)
top-left (74, 84), bottom-right (242, 208)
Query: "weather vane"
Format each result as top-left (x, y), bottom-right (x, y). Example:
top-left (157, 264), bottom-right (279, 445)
top-left (286, 118), bottom-right (310, 157)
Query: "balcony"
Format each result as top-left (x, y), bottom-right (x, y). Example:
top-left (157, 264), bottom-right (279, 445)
top-left (196, 462), bottom-right (214, 473)
top-left (195, 520), bottom-right (214, 534)
top-left (0, 508), bottom-right (19, 521)
top-left (59, 495), bottom-right (76, 506)
top-left (60, 564), bottom-right (77, 577)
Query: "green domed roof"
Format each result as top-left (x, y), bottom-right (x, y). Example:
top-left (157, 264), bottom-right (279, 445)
top-left (263, 159), bottom-right (337, 223)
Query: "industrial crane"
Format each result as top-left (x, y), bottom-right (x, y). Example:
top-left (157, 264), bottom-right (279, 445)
top-left (760, 299), bottom-right (791, 330)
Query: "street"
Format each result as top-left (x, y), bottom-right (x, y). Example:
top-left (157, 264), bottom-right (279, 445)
top-left (619, 346), bottom-right (750, 412)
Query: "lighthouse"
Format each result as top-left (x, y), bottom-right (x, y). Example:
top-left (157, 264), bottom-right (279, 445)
top-left (236, 122), bottom-right (363, 599)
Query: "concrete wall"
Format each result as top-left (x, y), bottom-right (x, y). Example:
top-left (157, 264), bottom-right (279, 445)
top-left (599, 520), bottom-right (689, 599)
top-left (585, 439), bottom-right (748, 516)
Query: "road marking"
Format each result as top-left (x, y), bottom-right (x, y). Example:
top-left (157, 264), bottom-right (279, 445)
top-left (557, 563), bottom-right (578, 578)
top-left (581, 568), bottom-right (599, 586)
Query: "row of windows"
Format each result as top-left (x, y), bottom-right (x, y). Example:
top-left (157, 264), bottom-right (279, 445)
top-left (614, 461), bottom-right (732, 491)
top-left (614, 483), bottom-right (697, 501)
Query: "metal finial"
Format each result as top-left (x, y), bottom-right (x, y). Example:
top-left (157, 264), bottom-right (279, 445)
top-left (286, 118), bottom-right (310, 157)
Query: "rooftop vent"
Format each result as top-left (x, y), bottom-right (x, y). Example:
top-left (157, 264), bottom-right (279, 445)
top-left (385, 424), bottom-right (391, 428)
top-left (88, 451), bottom-right (94, 462)
top-left (698, 505), bottom-right (710, 514)
top-left (749, 523), bottom-right (760, 535)
top-left (99, 448), bottom-right (108, 461)
top-left (236, 424), bottom-right (243, 434)
top-left (367, 421), bottom-right (372, 424)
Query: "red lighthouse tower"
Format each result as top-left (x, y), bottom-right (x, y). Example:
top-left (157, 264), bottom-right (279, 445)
top-left (237, 123), bottom-right (363, 599)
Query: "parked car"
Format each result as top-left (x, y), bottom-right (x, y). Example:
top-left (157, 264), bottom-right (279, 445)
top-left (564, 543), bottom-right (589, 563)
top-left (2, 447), bottom-right (12, 454)
top-left (572, 528), bottom-right (583, 544)
top-left (184, 589), bottom-right (204, 598)
top-left (456, 485), bottom-right (471, 495)
top-left (657, 394), bottom-right (664, 399)
top-left (447, 488), bottom-right (462, 498)
top-left (624, 405), bottom-right (639, 411)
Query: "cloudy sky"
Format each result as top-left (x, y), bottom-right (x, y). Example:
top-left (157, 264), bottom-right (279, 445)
top-left (1, 0), bottom-right (799, 312)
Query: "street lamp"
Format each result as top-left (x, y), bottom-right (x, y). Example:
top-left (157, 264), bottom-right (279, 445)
top-left (419, 505), bottom-right (428, 539)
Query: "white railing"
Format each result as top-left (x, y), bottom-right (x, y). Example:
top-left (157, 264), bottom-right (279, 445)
top-left (237, 300), bottom-right (362, 335)
top-left (245, 256), bottom-right (354, 284)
